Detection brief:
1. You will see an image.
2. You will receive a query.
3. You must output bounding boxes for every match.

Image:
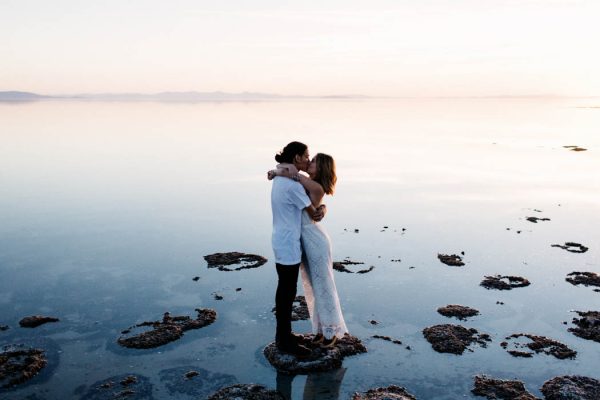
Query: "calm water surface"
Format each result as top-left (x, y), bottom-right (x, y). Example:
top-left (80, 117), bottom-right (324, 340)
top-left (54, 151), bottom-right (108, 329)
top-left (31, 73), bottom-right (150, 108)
top-left (1, 99), bottom-right (599, 399)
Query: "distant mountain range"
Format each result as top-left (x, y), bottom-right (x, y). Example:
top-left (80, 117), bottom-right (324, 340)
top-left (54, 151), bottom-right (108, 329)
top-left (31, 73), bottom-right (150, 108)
top-left (0, 90), bottom-right (370, 102)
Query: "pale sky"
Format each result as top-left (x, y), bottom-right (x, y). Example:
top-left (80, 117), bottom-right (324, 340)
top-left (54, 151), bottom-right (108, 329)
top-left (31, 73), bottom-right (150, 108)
top-left (1, 0), bottom-right (599, 97)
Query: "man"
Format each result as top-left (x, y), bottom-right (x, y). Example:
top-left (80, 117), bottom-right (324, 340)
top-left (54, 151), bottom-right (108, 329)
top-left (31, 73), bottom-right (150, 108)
top-left (271, 141), bottom-right (324, 357)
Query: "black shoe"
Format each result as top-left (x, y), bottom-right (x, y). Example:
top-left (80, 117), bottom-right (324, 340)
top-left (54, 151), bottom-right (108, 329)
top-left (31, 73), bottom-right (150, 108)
top-left (277, 342), bottom-right (312, 358)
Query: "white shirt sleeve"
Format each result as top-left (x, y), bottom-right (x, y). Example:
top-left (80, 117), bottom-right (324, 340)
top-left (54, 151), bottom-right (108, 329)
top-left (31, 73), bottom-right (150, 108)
top-left (289, 182), bottom-right (312, 210)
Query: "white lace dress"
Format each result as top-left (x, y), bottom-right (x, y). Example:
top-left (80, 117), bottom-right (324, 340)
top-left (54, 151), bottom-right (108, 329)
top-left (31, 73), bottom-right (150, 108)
top-left (300, 211), bottom-right (349, 339)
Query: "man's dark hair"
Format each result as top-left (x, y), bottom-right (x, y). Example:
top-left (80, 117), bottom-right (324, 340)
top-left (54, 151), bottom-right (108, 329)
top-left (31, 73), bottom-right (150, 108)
top-left (275, 141), bottom-right (307, 163)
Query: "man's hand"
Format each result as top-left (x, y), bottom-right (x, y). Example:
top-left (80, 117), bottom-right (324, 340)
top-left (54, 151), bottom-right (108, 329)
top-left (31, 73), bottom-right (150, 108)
top-left (312, 204), bottom-right (327, 222)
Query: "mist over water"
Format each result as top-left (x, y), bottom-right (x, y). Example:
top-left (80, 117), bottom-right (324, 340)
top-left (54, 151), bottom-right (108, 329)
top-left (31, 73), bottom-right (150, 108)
top-left (1, 99), bottom-right (599, 399)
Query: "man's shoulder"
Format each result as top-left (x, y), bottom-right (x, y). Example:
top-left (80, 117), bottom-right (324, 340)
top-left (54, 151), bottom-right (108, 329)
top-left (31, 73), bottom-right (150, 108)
top-left (273, 176), bottom-right (301, 190)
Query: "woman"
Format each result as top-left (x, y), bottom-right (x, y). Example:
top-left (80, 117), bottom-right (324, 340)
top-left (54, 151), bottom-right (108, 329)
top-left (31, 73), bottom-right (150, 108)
top-left (269, 153), bottom-right (348, 347)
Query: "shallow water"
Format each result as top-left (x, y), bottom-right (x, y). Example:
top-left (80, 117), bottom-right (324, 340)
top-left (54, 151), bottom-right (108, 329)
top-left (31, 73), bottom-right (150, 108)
top-left (1, 98), bottom-right (599, 399)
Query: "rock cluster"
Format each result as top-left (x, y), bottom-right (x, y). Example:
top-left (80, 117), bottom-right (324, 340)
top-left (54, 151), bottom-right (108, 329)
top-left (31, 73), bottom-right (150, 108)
top-left (204, 252), bottom-right (267, 271)
top-left (422, 324), bottom-right (491, 355)
top-left (0, 345), bottom-right (47, 389)
top-left (207, 384), bottom-right (285, 400)
top-left (118, 309), bottom-right (217, 349)
top-left (437, 254), bottom-right (465, 267)
top-left (500, 333), bottom-right (577, 359)
top-left (18, 316), bottom-right (59, 328)
top-left (480, 275), bottom-right (530, 290)
top-left (541, 375), bottom-right (600, 400)
top-left (566, 272), bottom-right (600, 290)
top-left (352, 385), bottom-right (417, 400)
top-left (551, 242), bottom-right (588, 253)
top-left (263, 334), bottom-right (366, 374)
top-left (568, 311), bottom-right (600, 343)
top-left (437, 305), bottom-right (480, 321)
top-left (472, 375), bottom-right (538, 400)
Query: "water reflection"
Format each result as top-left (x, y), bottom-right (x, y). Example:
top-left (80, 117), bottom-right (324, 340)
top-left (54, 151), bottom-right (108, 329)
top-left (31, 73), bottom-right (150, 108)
top-left (277, 368), bottom-right (347, 400)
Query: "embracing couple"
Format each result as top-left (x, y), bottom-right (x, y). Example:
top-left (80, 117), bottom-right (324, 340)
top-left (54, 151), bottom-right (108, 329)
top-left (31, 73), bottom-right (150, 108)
top-left (269, 141), bottom-right (348, 358)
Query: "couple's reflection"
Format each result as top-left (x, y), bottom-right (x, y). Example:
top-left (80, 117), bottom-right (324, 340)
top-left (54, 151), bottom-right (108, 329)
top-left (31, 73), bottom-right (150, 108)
top-left (277, 368), bottom-right (347, 400)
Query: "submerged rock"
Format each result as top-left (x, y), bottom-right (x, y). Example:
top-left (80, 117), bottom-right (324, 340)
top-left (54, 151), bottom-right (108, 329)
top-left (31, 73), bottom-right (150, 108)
top-left (568, 311), bottom-right (600, 343)
top-left (0, 326), bottom-right (8, 332)
top-left (0, 345), bottom-right (47, 389)
top-left (117, 309), bottom-right (217, 349)
top-left (423, 324), bottom-right (491, 355)
top-left (352, 385), bottom-right (417, 400)
top-left (372, 335), bottom-right (403, 345)
top-left (18, 316), bottom-right (59, 328)
top-left (333, 259), bottom-right (365, 273)
top-left (551, 242), bottom-right (589, 253)
top-left (356, 266), bottom-right (375, 274)
top-left (207, 384), bottom-right (285, 400)
top-left (566, 272), bottom-right (600, 290)
top-left (501, 333), bottom-right (577, 359)
top-left (272, 296), bottom-right (309, 321)
top-left (158, 366), bottom-right (236, 398)
top-left (563, 145), bottom-right (588, 152)
top-left (79, 374), bottom-right (153, 400)
top-left (541, 375), bottom-right (600, 400)
top-left (480, 275), bottom-right (530, 290)
top-left (472, 375), bottom-right (539, 400)
top-left (526, 217), bottom-right (551, 223)
top-left (263, 334), bottom-right (367, 374)
top-left (437, 254), bottom-right (465, 267)
top-left (437, 305), bottom-right (480, 321)
top-left (204, 252), bottom-right (267, 271)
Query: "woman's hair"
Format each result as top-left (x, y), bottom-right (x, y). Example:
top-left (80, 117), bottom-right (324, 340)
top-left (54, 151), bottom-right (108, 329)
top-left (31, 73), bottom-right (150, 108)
top-left (275, 141), bottom-right (307, 163)
top-left (313, 153), bottom-right (337, 195)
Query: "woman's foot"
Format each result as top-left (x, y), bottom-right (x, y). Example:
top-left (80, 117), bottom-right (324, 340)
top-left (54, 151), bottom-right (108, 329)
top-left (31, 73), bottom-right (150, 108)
top-left (320, 336), bottom-right (338, 349)
top-left (311, 333), bottom-right (324, 344)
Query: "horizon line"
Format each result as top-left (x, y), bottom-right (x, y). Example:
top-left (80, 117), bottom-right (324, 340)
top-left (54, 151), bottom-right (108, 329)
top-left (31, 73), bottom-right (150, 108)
top-left (1, 90), bottom-right (599, 101)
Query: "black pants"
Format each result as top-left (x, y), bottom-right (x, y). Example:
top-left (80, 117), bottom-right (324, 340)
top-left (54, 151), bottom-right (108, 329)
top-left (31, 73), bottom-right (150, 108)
top-left (275, 262), bottom-right (300, 344)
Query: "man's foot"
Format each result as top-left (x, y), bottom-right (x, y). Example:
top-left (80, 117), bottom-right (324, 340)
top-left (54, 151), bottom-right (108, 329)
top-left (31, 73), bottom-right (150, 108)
top-left (320, 336), bottom-right (338, 349)
top-left (311, 333), bottom-right (324, 344)
top-left (277, 342), bottom-right (312, 358)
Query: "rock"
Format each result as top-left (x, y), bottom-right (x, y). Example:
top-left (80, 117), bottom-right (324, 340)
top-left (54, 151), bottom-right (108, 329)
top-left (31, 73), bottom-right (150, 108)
top-left (18, 316), bottom-right (59, 328)
top-left (192, 276), bottom-right (200, 281)
top-left (372, 335), bottom-right (403, 345)
top-left (117, 309), bottom-right (217, 349)
top-left (352, 385), bottom-right (417, 400)
top-left (437, 254), bottom-right (465, 267)
top-left (422, 324), bottom-right (491, 355)
top-left (568, 311), bottom-right (600, 343)
top-left (263, 334), bottom-right (367, 374)
top-left (526, 217), bottom-right (551, 223)
top-left (158, 366), bottom-right (236, 398)
top-left (204, 252), bottom-right (267, 271)
top-left (501, 333), bottom-right (577, 359)
top-left (563, 146), bottom-right (588, 152)
top-left (480, 275), bottom-right (530, 290)
top-left (333, 259), bottom-right (365, 273)
top-left (0, 346), bottom-right (47, 389)
top-left (0, 326), bottom-right (8, 331)
top-left (120, 375), bottom-right (137, 386)
top-left (213, 293), bottom-right (224, 300)
top-left (356, 266), bottom-right (375, 274)
top-left (207, 384), bottom-right (285, 400)
top-left (369, 320), bottom-right (379, 325)
top-left (566, 272), bottom-right (600, 290)
top-left (437, 305), bottom-right (480, 321)
top-left (272, 296), bottom-right (309, 321)
top-left (184, 371), bottom-right (199, 379)
top-left (541, 375), bottom-right (600, 400)
top-left (472, 375), bottom-right (539, 399)
top-left (79, 374), bottom-right (153, 400)
top-left (551, 242), bottom-right (589, 253)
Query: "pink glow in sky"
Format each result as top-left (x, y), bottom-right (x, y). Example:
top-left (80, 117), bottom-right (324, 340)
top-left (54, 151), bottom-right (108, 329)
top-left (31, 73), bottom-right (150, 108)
top-left (1, 0), bottom-right (599, 97)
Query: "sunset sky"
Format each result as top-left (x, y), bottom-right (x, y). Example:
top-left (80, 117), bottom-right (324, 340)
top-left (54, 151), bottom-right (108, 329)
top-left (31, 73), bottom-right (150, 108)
top-left (2, 0), bottom-right (599, 97)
